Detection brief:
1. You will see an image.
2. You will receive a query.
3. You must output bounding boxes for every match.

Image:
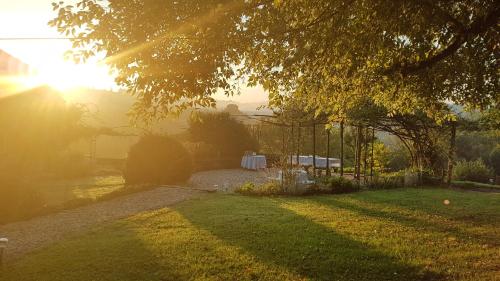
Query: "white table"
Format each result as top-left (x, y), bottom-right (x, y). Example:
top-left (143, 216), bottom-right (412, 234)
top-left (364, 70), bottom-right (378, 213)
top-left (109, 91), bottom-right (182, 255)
top-left (291, 155), bottom-right (313, 166)
top-left (241, 155), bottom-right (267, 170)
top-left (291, 155), bottom-right (340, 168)
top-left (315, 157), bottom-right (341, 168)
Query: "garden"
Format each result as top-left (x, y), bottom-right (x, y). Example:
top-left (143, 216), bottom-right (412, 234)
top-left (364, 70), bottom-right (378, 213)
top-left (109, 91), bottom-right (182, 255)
top-left (1, 1), bottom-right (499, 280)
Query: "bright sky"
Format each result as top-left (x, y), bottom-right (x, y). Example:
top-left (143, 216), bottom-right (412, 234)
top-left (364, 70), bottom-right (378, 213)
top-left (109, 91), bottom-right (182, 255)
top-left (0, 0), bottom-right (268, 103)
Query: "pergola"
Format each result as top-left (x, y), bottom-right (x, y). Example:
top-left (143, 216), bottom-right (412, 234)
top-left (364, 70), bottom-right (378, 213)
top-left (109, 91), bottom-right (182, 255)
top-left (234, 113), bottom-right (377, 183)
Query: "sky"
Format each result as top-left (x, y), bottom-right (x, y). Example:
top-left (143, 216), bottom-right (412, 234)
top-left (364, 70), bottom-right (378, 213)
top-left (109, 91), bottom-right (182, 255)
top-left (0, 0), bottom-right (268, 103)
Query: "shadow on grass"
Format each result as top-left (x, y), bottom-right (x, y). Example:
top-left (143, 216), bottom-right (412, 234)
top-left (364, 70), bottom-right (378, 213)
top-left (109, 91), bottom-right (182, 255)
top-left (174, 196), bottom-right (444, 281)
top-left (307, 196), bottom-right (498, 246)
top-left (0, 222), bottom-right (168, 281)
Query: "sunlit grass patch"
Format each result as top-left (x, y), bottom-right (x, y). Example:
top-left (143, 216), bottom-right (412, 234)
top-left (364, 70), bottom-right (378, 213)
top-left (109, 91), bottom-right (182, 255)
top-left (2, 188), bottom-right (499, 281)
top-left (37, 175), bottom-right (125, 207)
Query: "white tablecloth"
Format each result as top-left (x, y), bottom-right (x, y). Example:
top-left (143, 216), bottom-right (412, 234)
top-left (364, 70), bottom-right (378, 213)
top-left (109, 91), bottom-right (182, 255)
top-left (315, 157), bottom-right (341, 168)
top-left (291, 155), bottom-right (340, 168)
top-left (241, 155), bottom-right (267, 170)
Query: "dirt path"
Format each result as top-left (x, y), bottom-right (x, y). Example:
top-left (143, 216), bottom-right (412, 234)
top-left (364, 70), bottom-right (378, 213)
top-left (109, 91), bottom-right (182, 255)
top-left (0, 187), bottom-right (202, 262)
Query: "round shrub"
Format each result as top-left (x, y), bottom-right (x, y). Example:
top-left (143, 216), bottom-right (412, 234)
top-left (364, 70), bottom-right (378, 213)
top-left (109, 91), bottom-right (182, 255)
top-left (453, 159), bottom-right (493, 183)
top-left (124, 135), bottom-right (193, 185)
top-left (489, 146), bottom-right (500, 175)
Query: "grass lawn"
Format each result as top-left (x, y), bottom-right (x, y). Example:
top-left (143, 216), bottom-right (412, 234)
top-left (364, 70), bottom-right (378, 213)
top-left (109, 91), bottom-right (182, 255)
top-left (1, 188), bottom-right (499, 281)
top-left (37, 175), bottom-right (125, 207)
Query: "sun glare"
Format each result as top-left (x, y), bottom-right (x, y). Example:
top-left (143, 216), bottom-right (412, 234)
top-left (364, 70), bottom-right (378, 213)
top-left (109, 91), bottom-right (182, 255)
top-left (37, 63), bottom-right (112, 91)
top-left (24, 61), bottom-right (115, 95)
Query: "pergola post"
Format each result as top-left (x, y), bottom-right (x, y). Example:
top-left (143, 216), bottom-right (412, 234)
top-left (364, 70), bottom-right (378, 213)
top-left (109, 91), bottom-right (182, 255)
top-left (296, 123), bottom-right (300, 166)
top-left (340, 121), bottom-right (344, 177)
top-left (326, 128), bottom-right (330, 176)
top-left (312, 122), bottom-right (316, 176)
top-left (370, 128), bottom-right (375, 181)
top-left (290, 124), bottom-right (294, 167)
top-left (446, 121), bottom-right (457, 186)
top-left (364, 127), bottom-right (369, 184)
top-left (281, 125), bottom-right (285, 154)
top-left (355, 125), bottom-right (362, 182)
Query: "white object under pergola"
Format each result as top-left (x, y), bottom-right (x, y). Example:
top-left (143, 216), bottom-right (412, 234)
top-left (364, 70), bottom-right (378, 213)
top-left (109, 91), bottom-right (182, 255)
top-left (0, 237), bottom-right (8, 265)
top-left (291, 155), bottom-right (340, 168)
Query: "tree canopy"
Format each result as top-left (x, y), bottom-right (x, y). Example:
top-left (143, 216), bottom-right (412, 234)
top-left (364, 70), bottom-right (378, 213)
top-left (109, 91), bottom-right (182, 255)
top-left (188, 111), bottom-right (258, 158)
top-left (50, 0), bottom-right (499, 121)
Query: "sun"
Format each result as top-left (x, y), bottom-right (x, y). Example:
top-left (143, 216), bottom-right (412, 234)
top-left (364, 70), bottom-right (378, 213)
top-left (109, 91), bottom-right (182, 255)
top-left (25, 61), bottom-right (116, 95)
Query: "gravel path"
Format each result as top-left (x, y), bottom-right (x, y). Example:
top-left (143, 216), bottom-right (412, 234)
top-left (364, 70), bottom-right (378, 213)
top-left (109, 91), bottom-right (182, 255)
top-left (188, 169), bottom-right (270, 192)
top-left (0, 170), bottom-right (270, 262)
top-left (0, 187), bottom-right (202, 262)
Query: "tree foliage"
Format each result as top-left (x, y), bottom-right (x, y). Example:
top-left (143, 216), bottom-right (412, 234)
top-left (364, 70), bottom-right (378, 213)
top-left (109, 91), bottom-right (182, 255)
top-left (50, 0), bottom-right (499, 121)
top-left (188, 112), bottom-right (257, 158)
top-left (0, 86), bottom-right (90, 178)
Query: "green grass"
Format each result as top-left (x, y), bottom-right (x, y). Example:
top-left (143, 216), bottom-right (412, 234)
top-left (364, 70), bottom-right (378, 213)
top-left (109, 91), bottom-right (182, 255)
top-left (37, 175), bottom-right (125, 207)
top-left (2, 188), bottom-right (499, 281)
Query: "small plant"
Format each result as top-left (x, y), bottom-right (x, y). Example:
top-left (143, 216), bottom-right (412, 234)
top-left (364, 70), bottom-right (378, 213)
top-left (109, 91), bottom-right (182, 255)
top-left (258, 182), bottom-right (284, 195)
top-left (326, 176), bottom-right (359, 194)
top-left (370, 172), bottom-right (405, 189)
top-left (453, 159), bottom-right (493, 183)
top-left (235, 181), bottom-right (284, 196)
top-left (236, 182), bottom-right (256, 194)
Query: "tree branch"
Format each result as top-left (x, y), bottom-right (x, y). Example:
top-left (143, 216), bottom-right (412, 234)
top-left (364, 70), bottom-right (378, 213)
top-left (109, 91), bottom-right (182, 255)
top-left (384, 4), bottom-right (500, 76)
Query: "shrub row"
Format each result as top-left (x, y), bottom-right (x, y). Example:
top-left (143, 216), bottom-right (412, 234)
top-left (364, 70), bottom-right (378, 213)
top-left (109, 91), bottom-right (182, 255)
top-left (453, 159), bottom-right (493, 183)
top-left (236, 176), bottom-right (360, 197)
top-left (236, 182), bottom-right (284, 196)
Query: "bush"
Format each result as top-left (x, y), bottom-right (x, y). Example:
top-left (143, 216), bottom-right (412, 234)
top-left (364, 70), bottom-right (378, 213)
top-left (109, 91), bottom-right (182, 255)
top-left (325, 176), bottom-right (359, 194)
top-left (124, 135), bottom-right (193, 185)
top-left (453, 159), bottom-right (493, 183)
top-left (489, 146), bottom-right (500, 175)
top-left (370, 172), bottom-right (405, 189)
top-left (386, 147), bottom-right (411, 172)
top-left (235, 181), bottom-right (283, 196)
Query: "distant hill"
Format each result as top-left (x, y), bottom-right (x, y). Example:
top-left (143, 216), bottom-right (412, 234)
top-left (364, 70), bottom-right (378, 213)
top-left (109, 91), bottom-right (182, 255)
top-left (63, 88), bottom-right (271, 159)
top-left (67, 88), bottom-right (271, 133)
